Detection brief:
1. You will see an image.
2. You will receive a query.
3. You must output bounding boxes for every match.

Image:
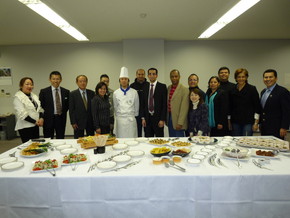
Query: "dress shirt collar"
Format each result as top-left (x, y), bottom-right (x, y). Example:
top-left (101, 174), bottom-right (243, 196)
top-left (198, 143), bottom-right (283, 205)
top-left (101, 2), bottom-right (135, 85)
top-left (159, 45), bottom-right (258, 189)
top-left (267, 83), bottom-right (276, 92)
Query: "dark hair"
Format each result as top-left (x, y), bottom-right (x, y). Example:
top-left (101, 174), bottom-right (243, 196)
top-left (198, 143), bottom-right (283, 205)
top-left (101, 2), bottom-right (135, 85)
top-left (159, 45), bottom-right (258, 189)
top-left (188, 73), bottom-right (199, 81)
top-left (148, 68), bottom-right (158, 75)
top-left (76, 75), bottom-right (88, 82)
top-left (263, 69), bottom-right (277, 78)
top-left (234, 68), bottom-right (248, 83)
top-left (208, 76), bottom-right (220, 88)
top-left (50, 71), bottom-right (62, 79)
top-left (170, 69), bottom-right (180, 76)
top-left (95, 82), bottom-right (108, 98)
top-left (189, 88), bottom-right (204, 109)
top-left (19, 77), bottom-right (34, 90)
top-left (136, 69), bottom-right (145, 75)
top-left (218, 67), bottom-right (230, 74)
top-left (100, 74), bottom-right (109, 80)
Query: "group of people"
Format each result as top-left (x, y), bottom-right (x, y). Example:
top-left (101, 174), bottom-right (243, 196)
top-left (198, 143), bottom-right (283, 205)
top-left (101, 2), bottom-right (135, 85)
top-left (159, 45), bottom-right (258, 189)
top-left (13, 66), bottom-right (290, 143)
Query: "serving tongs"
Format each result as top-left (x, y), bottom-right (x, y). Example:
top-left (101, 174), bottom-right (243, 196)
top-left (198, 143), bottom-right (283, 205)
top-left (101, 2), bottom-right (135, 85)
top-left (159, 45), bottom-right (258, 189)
top-left (252, 159), bottom-right (273, 171)
top-left (46, 168), bottom-right (56, 177)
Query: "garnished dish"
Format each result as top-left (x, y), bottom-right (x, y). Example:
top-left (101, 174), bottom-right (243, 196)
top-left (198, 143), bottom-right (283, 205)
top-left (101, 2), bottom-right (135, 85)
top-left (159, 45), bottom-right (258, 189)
top-left (150, 146), bottom-right (171, 157)
top-left (62, 153), bottom-right (87, 164)
top-left (190, 136), bottom-right (217, 145)
top-left (222, 146), bottom-right (249, 159)
top-left (251, 149), bottom-right (279, 159)
top-left (78, 134), bottom-right (118, 149)
top-left (237, 137), bottom-right (289, 151)
top-left (172, 148), bottom-right (191, 157)
top-left (148, 139), bottom-right (169, 145)
top-left (20, 142), bottom-right (49, 157)
top-left (32, 159), bottom-right (58, 171)
top-left (170, 141), bottom-right (192, 147)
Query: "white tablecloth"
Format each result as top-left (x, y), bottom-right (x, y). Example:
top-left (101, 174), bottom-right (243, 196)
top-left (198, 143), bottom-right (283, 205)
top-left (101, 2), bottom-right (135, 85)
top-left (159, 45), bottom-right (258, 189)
top-left (1, 137), bottom-right (290, 218)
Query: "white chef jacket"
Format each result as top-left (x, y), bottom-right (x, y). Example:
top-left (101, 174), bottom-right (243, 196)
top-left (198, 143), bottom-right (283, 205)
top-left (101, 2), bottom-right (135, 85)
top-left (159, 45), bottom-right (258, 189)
top-left (113, 87), bottom-right (139, 138)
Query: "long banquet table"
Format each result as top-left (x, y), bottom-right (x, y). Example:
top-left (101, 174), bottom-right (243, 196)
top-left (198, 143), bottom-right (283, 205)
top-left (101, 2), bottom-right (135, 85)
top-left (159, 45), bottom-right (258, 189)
top-left (1, 137), bottom-right (290, 218)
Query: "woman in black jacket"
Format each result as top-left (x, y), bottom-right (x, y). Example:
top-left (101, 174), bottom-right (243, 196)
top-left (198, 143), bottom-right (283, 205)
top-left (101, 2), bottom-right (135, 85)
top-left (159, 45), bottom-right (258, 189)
top-left (205, 76), bottom-right (229, 136)
top-left (229, 68), bottom-right (260, 136)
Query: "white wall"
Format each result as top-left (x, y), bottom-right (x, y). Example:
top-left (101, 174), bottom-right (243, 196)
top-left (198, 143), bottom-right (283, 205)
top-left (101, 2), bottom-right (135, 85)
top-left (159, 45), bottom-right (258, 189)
top-left (1, 39), bottom-right (289, 136)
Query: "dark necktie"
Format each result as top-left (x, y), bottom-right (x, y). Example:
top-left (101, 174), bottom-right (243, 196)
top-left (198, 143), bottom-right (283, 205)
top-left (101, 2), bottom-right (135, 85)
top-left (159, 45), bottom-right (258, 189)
top-left (55, 88), bottom-right (62, 115)
top-left (149, 84), bottom-right (154, 112)
top-left (82, 91), bottom-right (87, 110)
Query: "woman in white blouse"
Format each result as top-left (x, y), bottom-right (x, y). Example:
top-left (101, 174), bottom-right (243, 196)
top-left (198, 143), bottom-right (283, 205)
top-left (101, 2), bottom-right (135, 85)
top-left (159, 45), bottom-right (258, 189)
top-left (13, 77), bottom-right (44, 143)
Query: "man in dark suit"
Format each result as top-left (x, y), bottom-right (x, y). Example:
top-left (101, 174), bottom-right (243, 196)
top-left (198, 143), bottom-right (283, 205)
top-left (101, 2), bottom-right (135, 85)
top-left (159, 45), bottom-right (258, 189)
top-left (39, 71), bottom-right (70, 139)
top-left (69, 75), bottom-right (95, 139)
top-left (141, 68), bottom-right (167, 137)
top-left (260, 69), bottom-right (290, 139)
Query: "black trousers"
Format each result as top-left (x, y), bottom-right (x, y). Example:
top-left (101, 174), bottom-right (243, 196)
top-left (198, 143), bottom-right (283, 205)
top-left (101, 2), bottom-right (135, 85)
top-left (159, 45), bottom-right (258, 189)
top-left (73, 120), bottom-right (95, 139)
top-left (144, 115), bottom-right (164, 137)
top-left (18, 126), bottom-right (39, 143)
top-left (43, 115), bottom-right (66, 139)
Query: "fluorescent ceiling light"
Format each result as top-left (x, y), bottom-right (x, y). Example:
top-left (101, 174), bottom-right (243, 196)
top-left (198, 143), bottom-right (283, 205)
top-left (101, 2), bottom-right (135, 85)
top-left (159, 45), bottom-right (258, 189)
top-left (18, 0), bottom-right (89, 41)
top-left (198, 0), bottom-right (260, 39)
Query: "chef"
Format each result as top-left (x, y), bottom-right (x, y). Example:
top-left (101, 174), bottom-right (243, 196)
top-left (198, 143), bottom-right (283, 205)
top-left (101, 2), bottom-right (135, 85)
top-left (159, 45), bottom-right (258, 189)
top-left (113, 67), bottom-right (139, 138)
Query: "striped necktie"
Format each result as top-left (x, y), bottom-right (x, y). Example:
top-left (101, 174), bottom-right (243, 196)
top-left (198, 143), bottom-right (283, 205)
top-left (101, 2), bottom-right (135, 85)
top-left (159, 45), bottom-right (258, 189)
top-left (82, 91), bottom-right (87, 110)
top-left (55, 88), bottom-right (62, 115)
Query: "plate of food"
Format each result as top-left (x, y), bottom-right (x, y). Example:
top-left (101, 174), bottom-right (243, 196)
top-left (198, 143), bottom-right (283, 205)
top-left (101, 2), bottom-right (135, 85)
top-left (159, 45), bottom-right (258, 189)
top-left (0, 157), bottom-right (17, 166)
top-left (31, 159), bottom-right (60, 172)
top-left (1, 161), bottom-right (24, 171)
top-left (170, 141), bottom-right (192, 147)
top-left (148, 138), bottom-right (169, 146)
top-left (20, 142), bottom-right (49, 158)
top-left (251, 149), bottom-right (279, 159)
top-left (62, 153), bottom-right (89, 165)
top-left (171, 147), bottom-right (191, 157)
top-left (237, 137), bottom-right (289, 151)
top-left (97, 161), bottom-right (117, 169)
top-left (150, 146), bottom-right (171, 157)
top-left (190, 136), bottom-right (218, 145)
top-left (221, 146), bottom-right (250, 160)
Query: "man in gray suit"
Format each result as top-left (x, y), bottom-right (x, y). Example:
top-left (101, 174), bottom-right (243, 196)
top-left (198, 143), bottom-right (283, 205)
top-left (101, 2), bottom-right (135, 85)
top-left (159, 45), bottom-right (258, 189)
top-left (69, 75), bottom-right (95, 139)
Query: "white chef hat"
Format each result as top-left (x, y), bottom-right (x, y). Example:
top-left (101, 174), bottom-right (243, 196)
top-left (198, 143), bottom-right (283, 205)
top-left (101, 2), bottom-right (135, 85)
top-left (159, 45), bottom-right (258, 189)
top-left (119, 66), bottom-right (129, 78)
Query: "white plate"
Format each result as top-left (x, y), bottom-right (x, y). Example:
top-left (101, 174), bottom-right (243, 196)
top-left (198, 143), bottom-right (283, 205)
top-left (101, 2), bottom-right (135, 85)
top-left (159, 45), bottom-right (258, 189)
top-left (221, 152), bottom-right (250, 161)
top-left (112, 155), bottom-right (131, 163)
top-left (1, 161), bottom-right (24, 171)
top-left (20, 152), bottom-right (48, 158)
top-left (192, 154), bottom-right (206, 160)
top-left (51, 141), bottom-right (66, 147)
top-left (60, 148), bottom-right (78, 155)
top-left (251, 149), bottom-right (280, 159)
top-left (201, 148), bottom-right (213, 153)
top-left (127, 150), bottom-right (145, 157)
top-left (196, 151), bottom-right (208, 156)
top-left (205, 145), bottom-right (216, 150)
top-left (135, 137), bottom-right (148, 142)
top-left (112, 143), bottom-right (128, 150)
top-left (187, 158), bottom-right (201, 166)
top-left (56, 144), bottom-right (72, 150)
top-left (0, 157), bottom-right (17, 165)
top-left (97, 161), bottom-right (117, 169)
top-left (125, 140), bottom-right (139, 146)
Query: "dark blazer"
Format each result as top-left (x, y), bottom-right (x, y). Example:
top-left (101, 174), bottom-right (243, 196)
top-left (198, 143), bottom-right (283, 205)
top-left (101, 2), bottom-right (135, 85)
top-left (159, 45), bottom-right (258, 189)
top-left (69, 89), bottom-right (95, 129)
top-left (260, 84), bottom-right (290, 138)
top-left (141, 81), bottom-right (167, 122)
top-left (230, 83), bottom-right (261, 124)
top-left (39, 86), bottom-right (70, 129)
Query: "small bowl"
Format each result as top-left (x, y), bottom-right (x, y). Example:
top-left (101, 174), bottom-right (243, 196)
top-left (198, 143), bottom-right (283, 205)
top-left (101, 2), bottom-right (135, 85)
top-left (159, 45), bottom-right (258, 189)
top-left (161, 156), bottom-right (170, 163)
top-left (172, 155), bottom-right (182, 163)
top-left (187, 158), bottom-right (201, 166)
top-left (125, 140), bottom-right (139, 146)
top-left (152, 157), bottom-right (162, 165)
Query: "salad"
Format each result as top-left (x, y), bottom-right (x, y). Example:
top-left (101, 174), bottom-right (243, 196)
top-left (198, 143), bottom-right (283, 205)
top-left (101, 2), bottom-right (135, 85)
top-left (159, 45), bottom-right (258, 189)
top-left (63, 153), bottom-right (87, 164)
top-left (33, 159), bottom-right (58, 171)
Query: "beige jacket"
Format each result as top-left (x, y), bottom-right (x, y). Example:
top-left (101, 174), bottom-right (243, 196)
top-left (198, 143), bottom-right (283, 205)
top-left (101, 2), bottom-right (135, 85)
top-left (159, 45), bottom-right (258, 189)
top-left (167, 83), bottom-right (189, 130)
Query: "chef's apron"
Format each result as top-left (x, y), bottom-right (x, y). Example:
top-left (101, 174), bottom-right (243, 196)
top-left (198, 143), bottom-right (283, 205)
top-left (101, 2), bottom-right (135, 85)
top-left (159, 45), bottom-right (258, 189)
top-left (116, 116), bottom-right (137, 138)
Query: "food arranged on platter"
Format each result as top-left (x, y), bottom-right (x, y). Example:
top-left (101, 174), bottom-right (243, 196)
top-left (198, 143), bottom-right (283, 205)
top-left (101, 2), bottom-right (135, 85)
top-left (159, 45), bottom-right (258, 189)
top-left (78, 134), bottom-right (118, 149)
top-left (237, 137), bottom-right (289, 150)
top-left (172, 148), bottom-right (191, 157)
top-left (171, 141), bottom-right (191, 147)
top-left (62, 153), bottom-right (87, 164)
top-left (190, 136), bottom-right (217, 144)
top-left (222, 146), bottom-right (249, 158)
top-left (256, 150), bottom-right (275, 157)
top-left (20, 142), bottom-right (49, 156)
top-left (150, 146), bottom-right (171, 157)
top-left (148, 138), bottom-right (169, 145)
top-left (32, 159), bottom-right (58, 171)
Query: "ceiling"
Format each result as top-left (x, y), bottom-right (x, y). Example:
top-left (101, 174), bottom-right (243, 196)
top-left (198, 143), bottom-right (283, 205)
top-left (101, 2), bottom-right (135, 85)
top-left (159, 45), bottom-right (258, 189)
top-left (1, 0), bottom-right (290, 46)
